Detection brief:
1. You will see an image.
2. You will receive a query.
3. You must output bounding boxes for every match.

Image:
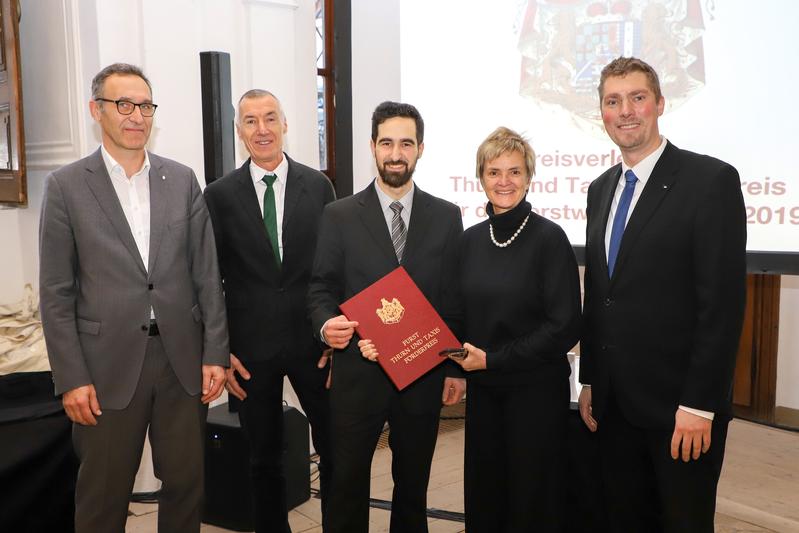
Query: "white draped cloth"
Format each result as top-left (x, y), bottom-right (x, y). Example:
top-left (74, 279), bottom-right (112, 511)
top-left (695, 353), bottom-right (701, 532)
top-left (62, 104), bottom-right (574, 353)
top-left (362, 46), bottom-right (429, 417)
top-left (0, 284), bottom-right (49, 375)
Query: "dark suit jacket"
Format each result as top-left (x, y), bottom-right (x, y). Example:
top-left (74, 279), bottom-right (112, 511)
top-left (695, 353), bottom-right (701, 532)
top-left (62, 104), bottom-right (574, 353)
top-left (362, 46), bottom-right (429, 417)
top-left (579, 141), bottom-right (747, 429)
top-left (204, 156), bottom-right (335, 363)
top-left (307, 181), bottom-right (463, 415)
top-left (39, 149), bottom-right (229, 409)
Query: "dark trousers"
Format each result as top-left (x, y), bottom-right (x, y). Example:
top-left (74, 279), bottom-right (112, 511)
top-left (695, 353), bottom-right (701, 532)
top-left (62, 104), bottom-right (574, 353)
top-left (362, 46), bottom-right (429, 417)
top-left (237, 352), bottom-right (330, 533)
top-left (324, 392), bottom-right (441, 533)
top-left (598, 396), bottom-right (729, 533)
top-left (464, 378), bottom-right (570, 533)
top-left (72, 336), bottom-right (207, 533)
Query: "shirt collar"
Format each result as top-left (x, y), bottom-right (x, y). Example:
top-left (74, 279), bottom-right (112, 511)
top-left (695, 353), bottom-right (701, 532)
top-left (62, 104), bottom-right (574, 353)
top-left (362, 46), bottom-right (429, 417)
top-left (374, 178), bottom-right (414, 215)
top-left (100, 144), bottom-right (151, 179)
top-left (621, 136), bottom-right (668, 186)
top-left (250, 154), bottom-right (289, 186)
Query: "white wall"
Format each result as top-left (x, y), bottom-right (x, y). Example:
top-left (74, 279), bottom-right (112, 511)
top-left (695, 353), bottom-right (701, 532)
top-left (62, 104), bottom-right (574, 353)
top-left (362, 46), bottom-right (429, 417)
top-left (91, 0), bottom-right (320, 183)
top-left (351, 0), bottom-right (400, 191)
top-left (1, 0), bottom-right (320, 307)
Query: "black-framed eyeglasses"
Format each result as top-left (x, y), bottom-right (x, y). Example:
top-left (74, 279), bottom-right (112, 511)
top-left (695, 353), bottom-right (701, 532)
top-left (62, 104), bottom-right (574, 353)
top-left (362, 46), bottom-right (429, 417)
top-left (95, 98), bottom-right (158, 117)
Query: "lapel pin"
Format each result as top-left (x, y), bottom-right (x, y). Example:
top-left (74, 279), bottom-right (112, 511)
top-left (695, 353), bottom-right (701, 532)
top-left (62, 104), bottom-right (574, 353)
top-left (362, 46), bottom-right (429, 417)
top-left (162, 175), bottom-right (166, 180)
top-left (662, 184), bottom-right (668, 189)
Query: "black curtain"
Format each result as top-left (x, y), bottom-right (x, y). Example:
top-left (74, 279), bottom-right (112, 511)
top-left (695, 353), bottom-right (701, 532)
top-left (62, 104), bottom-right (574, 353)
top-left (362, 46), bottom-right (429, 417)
top-left (0, 372), bottom-right (77, 532)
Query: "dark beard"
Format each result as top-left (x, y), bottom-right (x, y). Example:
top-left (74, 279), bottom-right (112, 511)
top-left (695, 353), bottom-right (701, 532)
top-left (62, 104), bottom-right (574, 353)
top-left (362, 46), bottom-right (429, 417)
top-left (377, 160), bottom-right (415, 188)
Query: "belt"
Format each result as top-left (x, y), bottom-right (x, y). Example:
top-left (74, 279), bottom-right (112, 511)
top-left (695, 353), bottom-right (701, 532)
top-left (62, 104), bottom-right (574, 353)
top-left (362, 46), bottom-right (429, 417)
top-left (147, 320), bottom-right (160, 337)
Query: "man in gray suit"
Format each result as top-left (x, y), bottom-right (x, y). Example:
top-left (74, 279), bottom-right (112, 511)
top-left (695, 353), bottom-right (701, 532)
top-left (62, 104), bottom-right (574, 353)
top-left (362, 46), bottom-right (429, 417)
top-left (39, 63), bottom-right (229, 533)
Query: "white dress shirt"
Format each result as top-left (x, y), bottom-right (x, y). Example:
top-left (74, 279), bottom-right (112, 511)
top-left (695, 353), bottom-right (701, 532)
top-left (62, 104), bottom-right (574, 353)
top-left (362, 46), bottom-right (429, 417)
top-left (603, 136), bottom-right (668, 258)
top-left (101, 145), bottom-right (154, 319)
top-left (102, 145), bottom-right (151, 269)
top-left (250, 155), bottom-right (289, 261)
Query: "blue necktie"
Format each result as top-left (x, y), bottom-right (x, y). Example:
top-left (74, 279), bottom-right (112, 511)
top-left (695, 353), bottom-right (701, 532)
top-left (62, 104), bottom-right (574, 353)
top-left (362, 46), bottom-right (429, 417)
top-left (607, 169), bottom-right (638, 277)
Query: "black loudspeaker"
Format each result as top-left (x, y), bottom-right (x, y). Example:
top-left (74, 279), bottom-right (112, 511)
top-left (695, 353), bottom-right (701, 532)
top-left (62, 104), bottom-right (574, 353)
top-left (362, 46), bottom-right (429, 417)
top-left (199, 51), bottom-right (236, 185)
top-left (203, 403), bottom-right (310, 531)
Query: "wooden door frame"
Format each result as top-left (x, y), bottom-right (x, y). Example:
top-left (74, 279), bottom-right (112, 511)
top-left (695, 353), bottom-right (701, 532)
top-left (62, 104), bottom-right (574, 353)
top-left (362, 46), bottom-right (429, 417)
top-left (732, 274), bottom-right (780, 423)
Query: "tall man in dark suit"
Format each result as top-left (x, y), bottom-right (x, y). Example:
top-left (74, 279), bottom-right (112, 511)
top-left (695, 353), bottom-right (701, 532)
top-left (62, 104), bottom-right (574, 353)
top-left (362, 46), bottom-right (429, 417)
top-left (204, 89), bottom-right (335, 533)
top-left (39, 63), bottom-right (229, 532)
top-left (307, 101), bottom-right (466, 533)
top-left (578, 57), bottom-right (747, 533)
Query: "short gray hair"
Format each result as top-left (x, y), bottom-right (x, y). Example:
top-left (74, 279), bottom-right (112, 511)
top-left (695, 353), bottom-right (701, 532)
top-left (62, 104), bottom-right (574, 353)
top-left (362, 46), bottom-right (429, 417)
top-left (236, 89), bottom-right (286, 124)
top-left (91, 63), bottom-right (152, 101)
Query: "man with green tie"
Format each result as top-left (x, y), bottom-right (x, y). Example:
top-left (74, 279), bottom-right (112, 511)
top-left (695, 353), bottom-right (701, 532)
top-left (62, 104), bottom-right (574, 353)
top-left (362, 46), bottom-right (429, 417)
top-left (204, 89), bottom-right (336, 532)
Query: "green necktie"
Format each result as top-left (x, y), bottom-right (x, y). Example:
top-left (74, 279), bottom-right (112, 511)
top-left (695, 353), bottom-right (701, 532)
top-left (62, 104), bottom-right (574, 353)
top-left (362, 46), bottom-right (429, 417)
top-left (262, 173), bottom-right (280, 267)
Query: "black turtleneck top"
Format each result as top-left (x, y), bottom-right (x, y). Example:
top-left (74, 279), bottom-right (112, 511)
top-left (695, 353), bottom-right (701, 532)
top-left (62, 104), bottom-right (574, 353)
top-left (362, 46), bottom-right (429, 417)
top-left (457, 199), bottom-right (581, 386)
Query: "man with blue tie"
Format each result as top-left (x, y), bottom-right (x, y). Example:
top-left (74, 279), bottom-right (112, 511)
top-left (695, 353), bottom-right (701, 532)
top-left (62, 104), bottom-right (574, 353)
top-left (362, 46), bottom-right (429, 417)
top-left (578, 57), bottom-right (747, 533)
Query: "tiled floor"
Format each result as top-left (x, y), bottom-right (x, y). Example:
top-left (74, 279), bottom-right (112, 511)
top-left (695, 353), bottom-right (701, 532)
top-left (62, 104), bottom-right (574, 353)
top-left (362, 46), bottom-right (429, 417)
top-left (126, 417), bottom-right (799, 533)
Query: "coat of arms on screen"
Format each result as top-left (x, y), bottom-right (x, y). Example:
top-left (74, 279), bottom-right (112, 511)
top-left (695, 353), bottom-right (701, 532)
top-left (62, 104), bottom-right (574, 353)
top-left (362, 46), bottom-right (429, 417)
top-left (376, 298), bottom-right (405, 325)
top-left (517, 0), bottom-right (712, 130)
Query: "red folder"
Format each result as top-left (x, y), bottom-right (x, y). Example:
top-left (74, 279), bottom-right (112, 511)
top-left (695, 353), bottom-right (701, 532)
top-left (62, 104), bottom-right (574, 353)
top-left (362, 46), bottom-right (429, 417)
top-left (339, 266), bottom-right (460, 390)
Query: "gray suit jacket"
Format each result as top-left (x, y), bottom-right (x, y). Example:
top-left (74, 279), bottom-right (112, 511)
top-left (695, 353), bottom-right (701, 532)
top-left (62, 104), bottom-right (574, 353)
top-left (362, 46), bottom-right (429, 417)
top-left (39, 148), bottom-right (229, 409)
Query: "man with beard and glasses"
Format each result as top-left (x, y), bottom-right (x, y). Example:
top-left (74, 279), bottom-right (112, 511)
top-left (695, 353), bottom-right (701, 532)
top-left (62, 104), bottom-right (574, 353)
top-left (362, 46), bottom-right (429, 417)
top-left (307, 101), bottom-right (466, 533)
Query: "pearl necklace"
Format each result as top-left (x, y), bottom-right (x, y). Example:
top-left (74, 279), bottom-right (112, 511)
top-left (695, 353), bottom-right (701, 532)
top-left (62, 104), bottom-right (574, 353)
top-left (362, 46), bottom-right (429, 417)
top-left (489, 211), bottom-right (531, 248)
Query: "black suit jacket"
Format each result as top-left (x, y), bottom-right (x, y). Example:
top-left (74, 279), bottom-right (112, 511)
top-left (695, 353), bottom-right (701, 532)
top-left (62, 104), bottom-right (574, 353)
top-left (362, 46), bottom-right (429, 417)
top-left (204, 156), bottom-right (335, 362)
top-left (307, 181), bottom-right (463, 415)
top-left (579, 142), bottom-right (747, 429)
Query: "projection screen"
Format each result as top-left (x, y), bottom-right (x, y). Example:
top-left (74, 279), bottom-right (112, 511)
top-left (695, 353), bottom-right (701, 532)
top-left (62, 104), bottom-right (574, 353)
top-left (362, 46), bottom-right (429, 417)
top-left (395, 0), bottom-right (798, 265)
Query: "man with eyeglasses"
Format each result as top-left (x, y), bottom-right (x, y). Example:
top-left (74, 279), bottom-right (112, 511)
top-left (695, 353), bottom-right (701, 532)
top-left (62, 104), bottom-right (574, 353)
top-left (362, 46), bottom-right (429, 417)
top-left (39, 62), bottom-right (229, 532)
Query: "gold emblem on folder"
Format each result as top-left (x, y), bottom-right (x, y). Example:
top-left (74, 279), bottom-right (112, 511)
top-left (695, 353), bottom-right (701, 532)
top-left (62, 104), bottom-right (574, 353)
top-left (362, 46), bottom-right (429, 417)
top-left (376, 298), bottom-right (404, 325)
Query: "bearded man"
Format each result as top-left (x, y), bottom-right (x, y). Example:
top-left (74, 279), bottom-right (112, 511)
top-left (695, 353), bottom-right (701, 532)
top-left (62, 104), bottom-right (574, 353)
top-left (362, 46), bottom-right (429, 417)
top-left (307, 101), bottom-right (465, 533)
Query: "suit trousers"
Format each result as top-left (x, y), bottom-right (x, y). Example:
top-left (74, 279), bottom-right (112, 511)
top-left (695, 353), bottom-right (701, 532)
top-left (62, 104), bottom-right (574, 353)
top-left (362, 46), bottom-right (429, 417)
top-left (72, 336), bottom-right (207, 533)
top-left (598, 394), bottom-right (728, 533)
top-left (325, 391), bottom-right (441, 533)
top-left (464, 378), bottom-right (569, 533)
top-left (237, 353), bottom-right (330, 533)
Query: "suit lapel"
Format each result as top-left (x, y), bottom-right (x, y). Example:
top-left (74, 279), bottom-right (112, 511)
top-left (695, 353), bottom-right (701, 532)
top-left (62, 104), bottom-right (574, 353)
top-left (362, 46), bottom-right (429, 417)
top-left (358, 181), bottom-right (399, 266)
top-left (147, 155), bottom-right (167, 273)
top-left (403, 185), bottom-right (432, 266)
top-left (611, 143), bottom-right (679, 281)
top-left (592, 165), bottom-right (621, 281)
top-left (233, 160), bottom-right (282, 273)
top-left (233, 161), bottom-right (272, 246)
top-left (282, 157), bottom-right (304, 232)
top-left (82, 149), bottom-right (147, 274)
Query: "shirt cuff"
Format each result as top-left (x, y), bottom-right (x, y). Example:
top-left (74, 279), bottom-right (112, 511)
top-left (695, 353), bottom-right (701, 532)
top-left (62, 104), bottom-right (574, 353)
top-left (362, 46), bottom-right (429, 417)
top-left (679, 405), bottom-right (714, 420)
top-left (320, 320), bottom-right (330, 345)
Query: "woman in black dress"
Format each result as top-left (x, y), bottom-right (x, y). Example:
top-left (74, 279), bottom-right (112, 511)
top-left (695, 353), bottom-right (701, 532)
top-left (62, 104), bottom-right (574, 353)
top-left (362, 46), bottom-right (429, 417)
top-left (449, 126), bottom-right (581, 532)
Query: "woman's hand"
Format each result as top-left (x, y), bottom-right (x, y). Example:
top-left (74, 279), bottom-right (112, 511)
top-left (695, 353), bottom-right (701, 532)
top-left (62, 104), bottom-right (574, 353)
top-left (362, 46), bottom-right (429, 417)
top-left (358, 339), bottom-right (379, 361)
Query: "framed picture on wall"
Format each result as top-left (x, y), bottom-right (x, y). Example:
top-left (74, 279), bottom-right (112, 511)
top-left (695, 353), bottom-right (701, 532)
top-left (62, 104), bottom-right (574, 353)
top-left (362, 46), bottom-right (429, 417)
top-left (0, 0), bottom-right (26, 206)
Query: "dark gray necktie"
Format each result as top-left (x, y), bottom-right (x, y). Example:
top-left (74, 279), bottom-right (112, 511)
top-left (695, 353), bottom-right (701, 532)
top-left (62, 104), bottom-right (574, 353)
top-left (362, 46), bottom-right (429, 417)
top-left (389, 201), bottom-right (407, 262)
